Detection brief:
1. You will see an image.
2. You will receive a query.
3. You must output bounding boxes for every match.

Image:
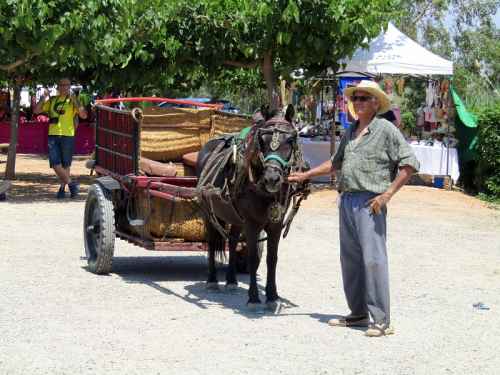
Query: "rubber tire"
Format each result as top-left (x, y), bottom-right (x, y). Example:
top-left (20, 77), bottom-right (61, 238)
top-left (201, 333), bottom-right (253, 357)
top-left (84, 183), bottom-right (116, 274)
top-left (236, 232), bottom-right (265, 274)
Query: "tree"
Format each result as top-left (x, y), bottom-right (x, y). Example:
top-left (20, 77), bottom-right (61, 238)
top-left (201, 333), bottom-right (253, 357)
top-left (396, 0), bottom-right (499, 109)
top-left (158, 0), bottom-right (397, 107)
top-left (0, 0), bottom-right (134, 179)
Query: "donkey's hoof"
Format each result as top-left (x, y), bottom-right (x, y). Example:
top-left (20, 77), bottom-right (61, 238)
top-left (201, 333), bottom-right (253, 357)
top-left (266, 300), bottom-right (283, 314)
top-left (205, 282), bottom-right (219, 290)
top-left (225, 283), bottom-right (238, 291)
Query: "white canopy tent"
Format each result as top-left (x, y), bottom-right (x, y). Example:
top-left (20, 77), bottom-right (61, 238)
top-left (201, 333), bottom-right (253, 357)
top-left (340, 22), bottom-right (453, 76)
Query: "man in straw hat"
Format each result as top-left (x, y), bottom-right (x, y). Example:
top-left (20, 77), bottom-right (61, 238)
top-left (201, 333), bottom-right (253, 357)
top-left (289, 80), bottom-right (419, 337)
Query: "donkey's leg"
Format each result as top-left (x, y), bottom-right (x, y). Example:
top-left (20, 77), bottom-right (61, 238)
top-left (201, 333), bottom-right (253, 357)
top-left (206, 225), bottom-right (220, 290)
top-left (225, 225), bottom-right (240, 289)
top-left (245, 224), bottom-right (261, 305)
top-left (265, 224), bottom-right (281, 304)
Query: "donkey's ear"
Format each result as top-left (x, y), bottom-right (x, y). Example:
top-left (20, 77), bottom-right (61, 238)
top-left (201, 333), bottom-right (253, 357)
top-left (285, 104), bottom-right (295, 123)
top-left (261, 104), bottom-right (271, 120)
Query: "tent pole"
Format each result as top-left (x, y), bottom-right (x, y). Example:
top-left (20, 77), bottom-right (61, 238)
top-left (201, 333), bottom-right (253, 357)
top-left (330, 79), bottom-right (338, 186)
top-left (446, 87), bottom-right (450, 179)
top-left (446, 119), bottom-right (450, 177)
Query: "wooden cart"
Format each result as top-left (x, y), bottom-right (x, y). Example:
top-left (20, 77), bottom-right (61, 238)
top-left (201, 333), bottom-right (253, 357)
top-left (83, 98), bottom-right (257, 274)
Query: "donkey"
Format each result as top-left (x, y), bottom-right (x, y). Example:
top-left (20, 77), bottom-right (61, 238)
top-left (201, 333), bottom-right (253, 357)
top-left (196, 105), bottom-right (309, 310)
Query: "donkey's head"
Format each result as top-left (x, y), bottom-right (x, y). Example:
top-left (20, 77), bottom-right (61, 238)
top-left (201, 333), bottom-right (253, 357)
top-left (247, 105), bottom-right (298, 194)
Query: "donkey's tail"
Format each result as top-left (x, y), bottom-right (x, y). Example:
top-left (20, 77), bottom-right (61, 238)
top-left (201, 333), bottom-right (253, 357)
top-left (207, 223), bottom-right (226, 263)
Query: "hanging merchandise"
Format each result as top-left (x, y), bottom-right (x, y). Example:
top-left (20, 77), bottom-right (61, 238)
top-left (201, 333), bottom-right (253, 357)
top-left (425, 81), bottom-right (433, 107)
top-left (440, 79), bottom-right (449, 101)
top-left (383, 77), bottom-right (394, 96)
top-left (425, 80), bottom-right (438, 107)
top-left (424, 107), bottom-right (437, 122)
top-left (396, 78), bottom-right (405, 95)
top-left (439, 79), bottom-right (450, 120)
top-left (436, 99), bottom-right (445, 121)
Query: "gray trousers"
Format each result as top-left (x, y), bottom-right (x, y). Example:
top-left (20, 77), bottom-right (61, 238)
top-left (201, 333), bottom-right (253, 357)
top-left (339, 192), bottom-right (390, 325)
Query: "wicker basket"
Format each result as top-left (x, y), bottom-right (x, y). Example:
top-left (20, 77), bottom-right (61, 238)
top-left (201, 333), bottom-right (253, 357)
top-left (211, 113), bottom-right (251, 138)
top-left (130, 190), bottom-right (206, 241)
top-left (139, 107), bottom-right (250, 162)
top-left (140, 107), bottom-right (213, 161)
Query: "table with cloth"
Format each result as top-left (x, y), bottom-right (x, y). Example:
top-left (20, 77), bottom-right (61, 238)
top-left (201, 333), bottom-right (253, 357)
top-left (0, 120), bottom-right (94, 155)
top-left (410, 144), bottom-right (460, 183)
top-left (299, 138), bottom-right (460, 184)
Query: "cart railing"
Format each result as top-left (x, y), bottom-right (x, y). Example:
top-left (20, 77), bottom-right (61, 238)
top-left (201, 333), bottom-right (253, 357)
top-left (95, 105), bottom-right (140, 176)
top-left (93, 98), bottom-right (225, 176)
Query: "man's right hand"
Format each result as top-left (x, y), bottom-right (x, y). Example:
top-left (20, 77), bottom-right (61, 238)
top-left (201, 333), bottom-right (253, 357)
top-left (288, 171), bottom-right (309, 183)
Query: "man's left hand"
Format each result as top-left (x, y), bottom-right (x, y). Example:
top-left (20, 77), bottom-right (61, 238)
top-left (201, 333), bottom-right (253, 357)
top-left (367, 192), bottom-right (392, 215)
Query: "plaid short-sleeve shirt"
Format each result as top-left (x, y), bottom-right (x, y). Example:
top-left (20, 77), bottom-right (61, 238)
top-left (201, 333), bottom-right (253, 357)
top-left (331, 117), bottom-right (420, 194)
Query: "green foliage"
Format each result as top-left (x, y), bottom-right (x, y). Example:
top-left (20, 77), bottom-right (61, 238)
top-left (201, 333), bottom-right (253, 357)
top-left (400, 111), bottom-right (415, 134)
top-left (477, 192), bottom-right (500, 206)
top-left (475, 103), bottom-right (500, 198)
top-left (88, 0), bottom-right (398, 103)
top-left (0, 0), bottom-right (135, 84)
top-left (396, 0), bottom-right (499, 111)
top-left (397, 80), bottom-right (426, 136)
top-left (160, 0), bottom-right (397, 100)
top-left (199, 67), bottom-right (267, 113)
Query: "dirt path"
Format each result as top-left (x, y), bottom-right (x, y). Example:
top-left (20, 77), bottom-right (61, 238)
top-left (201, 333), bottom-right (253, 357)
top-left (1, 155), bottom-right (499, 374)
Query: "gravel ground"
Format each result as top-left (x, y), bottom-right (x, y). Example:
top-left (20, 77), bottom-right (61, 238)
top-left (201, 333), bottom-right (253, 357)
top-left (1, 155), bottom-right (500, 375)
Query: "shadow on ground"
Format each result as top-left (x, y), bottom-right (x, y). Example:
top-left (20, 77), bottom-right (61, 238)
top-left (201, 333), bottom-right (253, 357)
top-left (89, 255), bottom-right (298, 318)
top-left (2, 172), bottom-right (93, 203)
top-left (0, 154), bottom-right (93, 203)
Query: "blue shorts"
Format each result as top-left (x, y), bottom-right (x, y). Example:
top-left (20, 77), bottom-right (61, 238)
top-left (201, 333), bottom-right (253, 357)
top-left (48, 136), bottom-right (75, 168)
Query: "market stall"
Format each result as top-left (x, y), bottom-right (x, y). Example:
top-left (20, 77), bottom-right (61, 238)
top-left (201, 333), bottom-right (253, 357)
top-left (300, 22), bottom-right (458, 184)
top-left (300, 138), bottom-right (460, 183)
top-left (340, 23), bottom-right (453, 76)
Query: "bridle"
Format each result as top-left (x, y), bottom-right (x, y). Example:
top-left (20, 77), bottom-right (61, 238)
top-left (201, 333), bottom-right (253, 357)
top-left (250, 118), bottom-right (300, 178)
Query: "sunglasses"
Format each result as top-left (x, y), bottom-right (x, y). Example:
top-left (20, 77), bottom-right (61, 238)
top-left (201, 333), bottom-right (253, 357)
top-left (350, 95), bottom-right (374, 102)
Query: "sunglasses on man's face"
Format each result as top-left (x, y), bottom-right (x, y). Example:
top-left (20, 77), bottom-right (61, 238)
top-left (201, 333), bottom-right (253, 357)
top-left (350, 95), bottom-right (373, 102)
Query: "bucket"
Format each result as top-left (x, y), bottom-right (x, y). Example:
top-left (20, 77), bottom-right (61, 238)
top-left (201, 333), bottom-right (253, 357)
top-left (433, 176), bottom-right (445, 189)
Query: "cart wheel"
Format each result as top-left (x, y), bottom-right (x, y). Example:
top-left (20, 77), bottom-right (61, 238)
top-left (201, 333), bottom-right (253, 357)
top-left (236, 231), bottom-right (265, 274)
top-left (84, 183), bottom-right (115, 274)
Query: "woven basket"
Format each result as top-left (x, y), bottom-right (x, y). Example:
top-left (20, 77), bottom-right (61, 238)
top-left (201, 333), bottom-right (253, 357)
top-left (140, 107), bottom-right (213, 161)
top-left (139, 108), bottom-right (250, 162)
top-left (211, 112), bottom-right (251, 138)
top-left (130, 191), bottom-right (206, 241)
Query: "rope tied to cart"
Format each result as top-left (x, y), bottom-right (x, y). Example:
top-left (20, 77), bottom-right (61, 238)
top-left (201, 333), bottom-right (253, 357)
top-left (131, 107), bottom-right (143, 122)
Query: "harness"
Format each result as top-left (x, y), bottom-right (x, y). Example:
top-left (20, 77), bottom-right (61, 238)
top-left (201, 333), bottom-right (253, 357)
top-left (196, 116), bottom-right (310, 239)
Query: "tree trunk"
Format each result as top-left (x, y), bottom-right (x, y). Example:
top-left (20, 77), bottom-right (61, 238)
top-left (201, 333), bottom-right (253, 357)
top-left (261, 51), bottom-right (277, 109)
top-left (5, 83), bottom-right (21, 180)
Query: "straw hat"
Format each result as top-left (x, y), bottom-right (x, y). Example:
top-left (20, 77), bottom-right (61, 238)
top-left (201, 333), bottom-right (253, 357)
top-left (344, 80), bottom-right (392, 115)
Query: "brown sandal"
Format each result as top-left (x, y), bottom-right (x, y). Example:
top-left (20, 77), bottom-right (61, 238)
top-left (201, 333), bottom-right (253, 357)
top-left (364, 323), bottom-right (395, 337)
